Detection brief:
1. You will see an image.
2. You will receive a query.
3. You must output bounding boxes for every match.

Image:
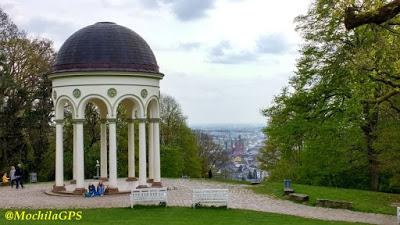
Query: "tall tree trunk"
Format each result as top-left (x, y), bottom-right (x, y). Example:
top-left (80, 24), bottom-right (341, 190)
top-left (361, 103), bottom-right (380, 191)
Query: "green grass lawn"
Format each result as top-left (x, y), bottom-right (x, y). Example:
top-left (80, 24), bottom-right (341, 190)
top-left (251, 182), bottom-right (400, 215)
top-left (0, 207), bottom-right (368, 225)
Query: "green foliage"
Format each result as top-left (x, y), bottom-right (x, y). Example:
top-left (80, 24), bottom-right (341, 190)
top-left (0, 8), bottom-right (55, 179)
top-left (160, 145), bottom-right (183, 177)
top-left (252, 182), bottom-right (400, 215)
top-left (259, 0), bottom-right (400, 191)
top-left (159, 95), bottom-right (202, 178)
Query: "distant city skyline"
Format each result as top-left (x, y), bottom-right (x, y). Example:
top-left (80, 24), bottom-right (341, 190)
top-left (1, 0), bottom-right (312, 125)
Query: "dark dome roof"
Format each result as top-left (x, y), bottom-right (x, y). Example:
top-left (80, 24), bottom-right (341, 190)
top-left (53, 22), bottom-right (160, 74)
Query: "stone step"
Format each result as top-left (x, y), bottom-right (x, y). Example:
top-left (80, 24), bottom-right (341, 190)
top-left (288, 193), bottom-right (309, 202)
top-left (316, 199), bottom-right (353, 209)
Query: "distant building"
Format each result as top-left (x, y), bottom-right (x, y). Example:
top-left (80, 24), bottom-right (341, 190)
top-left (231, 135), bottom-right (245, 157)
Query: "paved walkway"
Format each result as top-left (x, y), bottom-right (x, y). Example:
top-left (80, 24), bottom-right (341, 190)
top-left (0, 178), bottom-right (397, 225)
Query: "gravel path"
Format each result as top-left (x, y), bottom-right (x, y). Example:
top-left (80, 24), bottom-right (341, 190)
top-left (0, 178), bottom-right (397, 225)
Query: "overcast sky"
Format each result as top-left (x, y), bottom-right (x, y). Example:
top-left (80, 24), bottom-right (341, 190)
top-left (1, 0), bottom-right (312, 126)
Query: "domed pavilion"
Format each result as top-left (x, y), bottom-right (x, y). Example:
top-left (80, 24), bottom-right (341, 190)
top-left (50, 22), bottom-right (163, 194)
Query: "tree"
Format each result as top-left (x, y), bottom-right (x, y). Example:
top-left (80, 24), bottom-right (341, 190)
top-left (259, 0), bottom-right (400, 191)
top-left (159, 94), bottom-right (201, 177)
top-left (0, 8), bottom-right (55, 177)
top-left (195, 131), bottom-right (229, 177)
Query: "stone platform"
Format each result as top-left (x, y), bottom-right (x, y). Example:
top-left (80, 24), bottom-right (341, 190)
top-left (51, 178), bottom-right (158, 196)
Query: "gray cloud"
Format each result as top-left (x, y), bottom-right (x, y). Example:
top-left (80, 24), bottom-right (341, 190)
top-left (159, 0), bottom-right (215, 21)
top-left (140, 0), bottom-right (160, 9)
top-left (178, 42), bottom-right (202, 51)
top-left (207, 40), bottom-right (258, 64)
top-left (79, 0), bottom-right (215, 22)
top-left (208, 34), bottom-right (292, 64)
top-left (256, 34), bottom-right (290, 54)
top-left (23, 17), bottom-right (77, 45)
top-left (171, 0), bottom-right (214, 21)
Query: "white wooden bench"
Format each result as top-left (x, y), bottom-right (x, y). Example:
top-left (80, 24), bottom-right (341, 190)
top-left (192, 189), bottom-right (229, 208)
top-left (130, 188), bottom-right (167, 208)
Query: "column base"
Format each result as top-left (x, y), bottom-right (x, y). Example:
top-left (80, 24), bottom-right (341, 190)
top-left (126, 177), bottom-right (137, 181)
top-left (106, 187), bottom-right (119, 194)
top-left (52, 185), bottom-right (66, 192)
top-left (99, 177), bottom-right (108, 181)
top-left (147, 178), bottom-right (154, 183)
top-left (70, 180), bottom-right (76, 184)
top-left (151, 182), bottom-right (162, 188)
top-left (136, 185), bottom-right (148, 189)
top-left (73, 188), bottom-right (86, 195)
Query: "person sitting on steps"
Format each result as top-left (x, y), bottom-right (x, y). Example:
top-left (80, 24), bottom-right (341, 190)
top-left (96, 180), bottom-right (106, 196)
top-left (85, 183), bottom-right (96, 197)
top-left (2, 173), bottom-right (10, 186)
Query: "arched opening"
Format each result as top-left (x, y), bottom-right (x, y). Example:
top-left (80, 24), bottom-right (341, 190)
top-left (114, 96), bottom-right (143, 185)
top-left (67, 95), bottom-right (111, 193)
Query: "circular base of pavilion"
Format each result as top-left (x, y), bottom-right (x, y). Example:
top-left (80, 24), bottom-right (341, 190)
top-left (50, 178), bottom-right (162, 196)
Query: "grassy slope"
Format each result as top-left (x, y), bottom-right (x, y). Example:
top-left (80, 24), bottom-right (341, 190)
top-left (0, 207), bottom-right (368, 225)
top-left (251, 182), bottom-right (400, 215)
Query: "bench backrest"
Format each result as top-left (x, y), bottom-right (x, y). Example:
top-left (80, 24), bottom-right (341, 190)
top-left (192, 189), bottom-right (228, 201)
top-left (131, 188), bottom-right (167, 200)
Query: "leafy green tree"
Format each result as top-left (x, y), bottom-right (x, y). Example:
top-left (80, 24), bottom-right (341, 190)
top-left (159, 95), bottom-right (201, 177)
top-left (0, 8), bottom-right (55, 179)
top-left (259, 0), bottom-right (400, 191)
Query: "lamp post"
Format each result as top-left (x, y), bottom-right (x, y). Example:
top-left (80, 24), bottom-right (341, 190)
top-left (95, 160), bottom-right (100, 179)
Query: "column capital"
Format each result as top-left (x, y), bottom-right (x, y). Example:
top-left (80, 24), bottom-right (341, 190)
top-left (149, 118), bottom-right (161, 123)
top-left (107, 118), bottom-right (117, 123)
top-left (54, 119), bottom-right (64, 124)
top-left (72, 119), bottom-right (85, 124)
top-left (134, 118), bottom-right (147, 123)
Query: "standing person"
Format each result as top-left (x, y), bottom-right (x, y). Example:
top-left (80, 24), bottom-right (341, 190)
top-left (15, 164), bottom-right (24, 189)
top-left (9, 166), bottom-right (16, 188)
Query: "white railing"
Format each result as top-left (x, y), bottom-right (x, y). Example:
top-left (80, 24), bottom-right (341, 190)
top-left (130, 188), bottom-right (167, 208)
top-left (192, 189), bottom-right (229, 208)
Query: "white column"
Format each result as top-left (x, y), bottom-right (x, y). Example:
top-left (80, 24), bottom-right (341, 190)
top-left (148, 122), bottom-right (154, 181)
top-left (108, 119), bottom-right (118, 189)
top-left (75, 120), bottom-right (85, 191)
top-left (128, 120), bottom-right (135, 179)
top-left (153, 120), bottom-right (161, 185)
top-left (138, 119), bottom-right (147, 187)
top-left (100, 121), bottom-right (108, 179)
top-left (72, 123), bottom-right (77, 181)
top-left (55, 120), bottom-right (64, 188)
